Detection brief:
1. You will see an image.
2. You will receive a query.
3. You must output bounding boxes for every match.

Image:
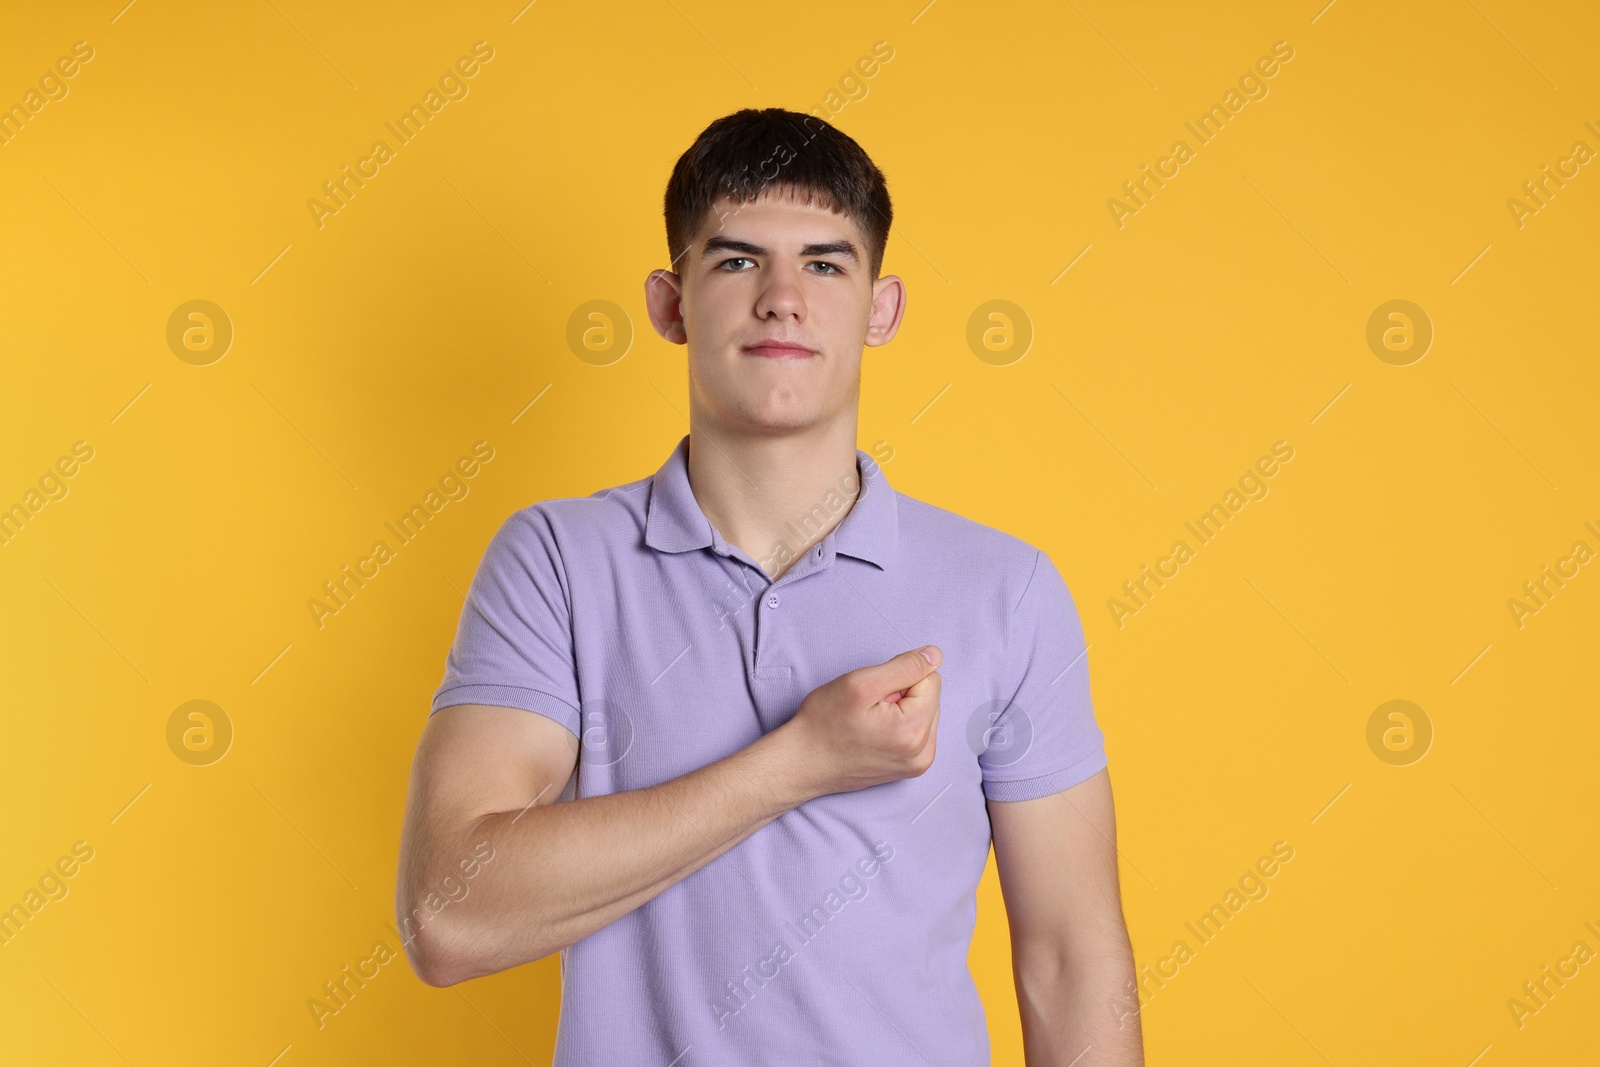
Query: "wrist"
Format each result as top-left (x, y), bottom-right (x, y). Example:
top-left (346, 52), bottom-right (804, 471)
top-left (750, 720), bottom-right (826, 811)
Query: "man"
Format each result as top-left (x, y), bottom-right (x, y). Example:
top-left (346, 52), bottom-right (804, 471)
top-left (397, 107), bottom-right (1143, 1065)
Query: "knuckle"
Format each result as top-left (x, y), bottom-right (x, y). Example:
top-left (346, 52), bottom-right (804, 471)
top-left (890, 725), bottom-right (922, 759)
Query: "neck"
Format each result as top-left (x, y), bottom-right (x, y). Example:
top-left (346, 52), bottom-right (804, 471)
top-left (685, 421), bottom-right (862, 579)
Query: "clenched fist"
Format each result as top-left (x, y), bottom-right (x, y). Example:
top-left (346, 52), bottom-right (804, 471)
top-left (781, 646), bottom-right (943, 797)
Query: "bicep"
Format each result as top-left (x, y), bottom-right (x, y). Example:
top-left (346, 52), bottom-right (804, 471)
top-left (987, 766), bottom-right (1126, 954)
top-left (405, 704), bottom-right (579, 844)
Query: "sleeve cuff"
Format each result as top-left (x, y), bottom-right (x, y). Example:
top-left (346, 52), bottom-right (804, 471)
top-left (982, 747), bottom-right (1109, 803)
top-left (430, 683), bottom-right (582, 738)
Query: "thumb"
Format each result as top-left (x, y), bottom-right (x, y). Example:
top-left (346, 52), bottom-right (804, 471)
top-left (866, 646), bottom-right (942, 701)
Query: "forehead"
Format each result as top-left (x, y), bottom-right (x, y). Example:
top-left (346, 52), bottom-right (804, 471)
top-left (698, 186), bottom-right (867, 248)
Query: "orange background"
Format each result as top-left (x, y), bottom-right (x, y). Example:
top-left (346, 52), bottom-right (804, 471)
top-left (2, 1), bottom-right (1597, 1063)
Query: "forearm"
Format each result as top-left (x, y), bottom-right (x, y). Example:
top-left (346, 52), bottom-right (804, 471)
top-left (411, 724), bottom-right (815, 983)
top-left (1015, 936), bottom-right (1144, 1067)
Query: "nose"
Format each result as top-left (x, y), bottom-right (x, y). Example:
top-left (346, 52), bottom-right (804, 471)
top-left (754, 270), bottom-right (806, 322)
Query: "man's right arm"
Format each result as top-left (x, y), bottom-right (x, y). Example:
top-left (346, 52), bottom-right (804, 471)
top-left (396, 645), bottom-right (944, 987)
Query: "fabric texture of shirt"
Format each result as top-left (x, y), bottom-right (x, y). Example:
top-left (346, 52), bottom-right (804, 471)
top-left (431, 433), bottom-right (1109, 1066)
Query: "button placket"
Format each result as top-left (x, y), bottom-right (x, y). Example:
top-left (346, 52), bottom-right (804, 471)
top-left (751, 568), bottom-right (795, 733)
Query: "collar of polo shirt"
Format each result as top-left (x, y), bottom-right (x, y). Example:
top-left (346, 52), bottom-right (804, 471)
top-left (642, 434), bottom-right (898, 572)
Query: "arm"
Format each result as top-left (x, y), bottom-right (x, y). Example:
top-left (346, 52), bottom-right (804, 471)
top-left (988, 766), bottom-right (1144, 1066)
top-left (396, 703), bottom-right (812, 986)
top-left (396, 646), bottom-right (944, 987)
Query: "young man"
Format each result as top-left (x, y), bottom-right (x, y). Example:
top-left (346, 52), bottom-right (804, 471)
top-left (397, 108), bottom-right (1143, 1065)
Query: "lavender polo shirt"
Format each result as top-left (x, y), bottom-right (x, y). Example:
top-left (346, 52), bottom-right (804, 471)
top-left (431, 433), bottom-right (1109, 1066)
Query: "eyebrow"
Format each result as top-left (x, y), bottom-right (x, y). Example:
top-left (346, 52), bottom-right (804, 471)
top-left (700, 235), bottom-right (859, 264)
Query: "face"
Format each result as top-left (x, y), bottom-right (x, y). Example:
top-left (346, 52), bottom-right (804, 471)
top-left (646, 187), bottom-right (905, 437)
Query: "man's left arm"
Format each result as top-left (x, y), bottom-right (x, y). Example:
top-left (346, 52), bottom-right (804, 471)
top-left (988, 765), bottom-right (1144, 1066)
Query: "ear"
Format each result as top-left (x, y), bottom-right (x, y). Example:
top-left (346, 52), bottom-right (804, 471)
top-left (864, 274), bottom-right (906, 348)
top-left (644, 269), bottom-right (687, 345)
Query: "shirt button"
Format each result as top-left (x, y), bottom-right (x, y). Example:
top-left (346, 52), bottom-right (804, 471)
top-left (767, 594), bottom-right (780, 608)
top-left (816, 547), bottom-right (823, 558)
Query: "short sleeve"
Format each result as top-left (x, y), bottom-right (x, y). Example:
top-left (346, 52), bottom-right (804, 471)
top-left (980, 549), bottom-right (1109, 802)
top-left (430, 508), bottom-right (582, 738)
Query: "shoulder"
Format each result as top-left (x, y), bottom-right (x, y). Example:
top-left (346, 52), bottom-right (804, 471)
top-left (892, 490), bottom-right (1052, 607)
top-left (487, 472), bottom-right (653, 558)
top-left (520, 473), bottom-right (651, 530)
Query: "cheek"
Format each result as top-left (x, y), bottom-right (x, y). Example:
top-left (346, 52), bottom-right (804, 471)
top-left (818, 293), bottom-right (874, 353)
top-left (687, 314), bottom-right (740, 373)
top-left (682, 284), bottom-right (735, 342)
top-left (685, 346), bottom-right (721, 398)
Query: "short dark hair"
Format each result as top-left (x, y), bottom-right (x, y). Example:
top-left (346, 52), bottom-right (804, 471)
top-left (663, 108), bottom-right (893, 279)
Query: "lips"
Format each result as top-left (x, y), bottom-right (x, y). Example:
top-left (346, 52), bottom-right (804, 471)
top-left (741, 341), bottom-right (816, 359)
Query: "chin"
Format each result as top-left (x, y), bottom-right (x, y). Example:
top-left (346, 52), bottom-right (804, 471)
top-left (745, 414), bottom-right (820, 434)
top-left (728, 402), bottom-right (821, 434)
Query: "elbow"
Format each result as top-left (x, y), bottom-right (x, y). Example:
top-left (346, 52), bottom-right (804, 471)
top-left (399, 906), bottom-right (564, 987)
top-left (398, 901), bottom-right (489, 988)
top-left (402, 918), bottom-right (466, 988)
top-left (411, 959), bottom-right (458, 989)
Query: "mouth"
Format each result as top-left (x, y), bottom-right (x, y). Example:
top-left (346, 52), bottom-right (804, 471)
top-left (741, 341), bottom-right (816, 360)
